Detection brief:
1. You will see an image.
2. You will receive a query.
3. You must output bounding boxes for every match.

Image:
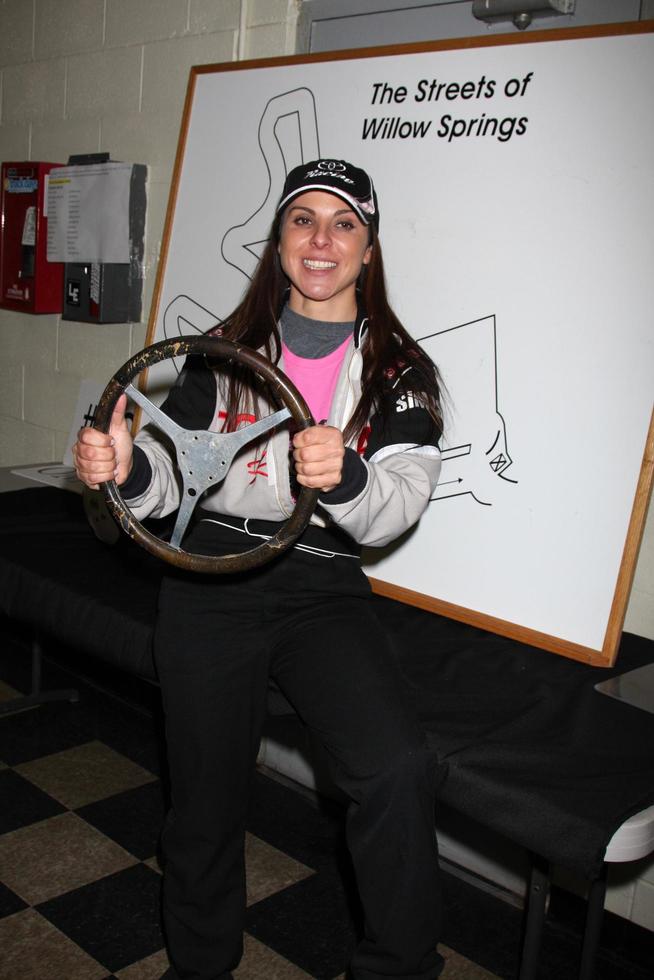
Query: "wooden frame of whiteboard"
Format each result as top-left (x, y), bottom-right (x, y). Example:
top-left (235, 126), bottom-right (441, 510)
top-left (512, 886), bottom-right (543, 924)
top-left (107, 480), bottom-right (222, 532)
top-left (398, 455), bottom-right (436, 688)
top-left (143, 21), bottom-right (654, 667)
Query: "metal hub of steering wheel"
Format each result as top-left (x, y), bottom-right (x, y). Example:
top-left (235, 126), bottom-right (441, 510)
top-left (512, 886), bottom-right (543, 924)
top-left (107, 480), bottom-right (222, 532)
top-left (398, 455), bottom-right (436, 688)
top-left (93, 335), bottom-right (319, 574)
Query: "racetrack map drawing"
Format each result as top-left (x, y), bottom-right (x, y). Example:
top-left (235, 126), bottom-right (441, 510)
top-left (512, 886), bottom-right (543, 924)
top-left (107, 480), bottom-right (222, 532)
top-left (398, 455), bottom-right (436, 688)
top-left (419, 317), bottom-right (516, 505)
top-left (160, 87), bottom-right (517, 509)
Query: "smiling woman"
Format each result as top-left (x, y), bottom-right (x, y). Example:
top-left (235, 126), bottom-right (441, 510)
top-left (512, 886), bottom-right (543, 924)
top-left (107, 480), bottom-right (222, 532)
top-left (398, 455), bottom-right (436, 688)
top-left (278, 193), bottom-right (372, 320)
top-left (73, 159), bottom-right (446, 980)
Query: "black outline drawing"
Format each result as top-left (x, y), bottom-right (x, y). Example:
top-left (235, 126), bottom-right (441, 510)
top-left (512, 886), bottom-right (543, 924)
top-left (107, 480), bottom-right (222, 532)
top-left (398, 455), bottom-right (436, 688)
top-left (162, 88), bottom-right (321, 374)
top-left (220, 88), bottom-right (320, 281)
top-left (158, 90), bottom-right (517, 508)
top-left (418, 315), bottom-right (517, 506)
top-left (162, 293), bottom-right (221, 343)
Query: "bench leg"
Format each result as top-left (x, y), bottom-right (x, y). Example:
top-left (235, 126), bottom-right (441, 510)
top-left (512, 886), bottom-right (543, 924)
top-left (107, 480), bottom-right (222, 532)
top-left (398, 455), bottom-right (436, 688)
top-left (578, 864), bottom-right (608, 980)
top-left (518, 853), bottom-right (550, 980)
top-left (0, 633), bottom-right (79, 716)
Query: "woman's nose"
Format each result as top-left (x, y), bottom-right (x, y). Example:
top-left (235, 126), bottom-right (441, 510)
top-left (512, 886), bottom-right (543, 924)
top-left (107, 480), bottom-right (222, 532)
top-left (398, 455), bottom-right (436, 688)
top-left (310, 223), bottom-right (331, 247)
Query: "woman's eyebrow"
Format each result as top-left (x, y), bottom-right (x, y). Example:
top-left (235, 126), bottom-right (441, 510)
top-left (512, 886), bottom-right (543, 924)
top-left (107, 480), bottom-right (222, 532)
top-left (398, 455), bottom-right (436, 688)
top-left (287, 204), bottom-right (356, 217)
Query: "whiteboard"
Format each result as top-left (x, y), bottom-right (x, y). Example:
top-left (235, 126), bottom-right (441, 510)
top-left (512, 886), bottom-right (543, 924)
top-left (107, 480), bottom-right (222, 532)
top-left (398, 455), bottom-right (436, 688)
top-left (146, 24), bottom-right (654, 665)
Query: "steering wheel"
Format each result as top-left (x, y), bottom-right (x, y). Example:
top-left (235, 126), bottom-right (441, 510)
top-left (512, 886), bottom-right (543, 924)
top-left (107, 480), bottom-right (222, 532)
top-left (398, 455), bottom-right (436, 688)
top-left (92, 334), bottom-right (319, 574)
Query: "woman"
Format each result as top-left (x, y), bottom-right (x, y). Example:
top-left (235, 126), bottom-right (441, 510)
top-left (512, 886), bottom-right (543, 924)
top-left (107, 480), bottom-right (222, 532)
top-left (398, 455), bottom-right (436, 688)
top-left (75, 159), bottom-right (445, 980)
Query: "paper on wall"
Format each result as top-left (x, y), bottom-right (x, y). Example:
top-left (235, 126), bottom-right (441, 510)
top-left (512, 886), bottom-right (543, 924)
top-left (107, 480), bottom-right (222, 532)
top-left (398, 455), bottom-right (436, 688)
top-left (46, 162), bottom-right (132, 264)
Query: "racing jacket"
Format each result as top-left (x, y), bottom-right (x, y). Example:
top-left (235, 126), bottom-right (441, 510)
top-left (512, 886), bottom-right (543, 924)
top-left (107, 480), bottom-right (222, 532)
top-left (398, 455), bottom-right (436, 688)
top-left (120, 313), bottom-right (441, 551)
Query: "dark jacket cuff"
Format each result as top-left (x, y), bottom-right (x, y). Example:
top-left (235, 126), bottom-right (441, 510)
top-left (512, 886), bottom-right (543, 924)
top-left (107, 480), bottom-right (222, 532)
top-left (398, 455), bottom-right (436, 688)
top-left (119, 445), bottom-right (152, 499)
top-left (319, 448), bottom-right (368, 505)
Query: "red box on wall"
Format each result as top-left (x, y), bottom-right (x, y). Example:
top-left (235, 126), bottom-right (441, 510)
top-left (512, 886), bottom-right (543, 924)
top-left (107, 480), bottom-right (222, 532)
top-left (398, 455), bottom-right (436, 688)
top-left (0, 161), bottom-right (64, 313)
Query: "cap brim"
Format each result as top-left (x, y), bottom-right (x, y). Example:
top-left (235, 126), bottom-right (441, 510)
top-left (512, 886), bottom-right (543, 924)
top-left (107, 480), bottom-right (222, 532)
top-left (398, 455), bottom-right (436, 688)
top-left (277, 185), bottom-right (374, 225)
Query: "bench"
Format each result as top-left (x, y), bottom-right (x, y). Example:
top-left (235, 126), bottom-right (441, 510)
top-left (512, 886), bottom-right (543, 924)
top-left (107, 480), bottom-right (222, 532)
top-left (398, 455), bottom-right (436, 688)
top-left (1, 483), bottom-right (653, 979)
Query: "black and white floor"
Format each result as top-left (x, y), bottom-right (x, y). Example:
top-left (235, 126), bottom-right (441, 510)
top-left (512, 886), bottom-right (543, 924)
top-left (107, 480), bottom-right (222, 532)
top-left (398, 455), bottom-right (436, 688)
top-left (0, 622), bottom-right (650, 980)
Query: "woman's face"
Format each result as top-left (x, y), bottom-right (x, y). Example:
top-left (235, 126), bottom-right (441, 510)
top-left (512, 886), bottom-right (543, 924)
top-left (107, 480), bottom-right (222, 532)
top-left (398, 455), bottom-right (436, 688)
top-left (278, 190), bottom-right (372, 321)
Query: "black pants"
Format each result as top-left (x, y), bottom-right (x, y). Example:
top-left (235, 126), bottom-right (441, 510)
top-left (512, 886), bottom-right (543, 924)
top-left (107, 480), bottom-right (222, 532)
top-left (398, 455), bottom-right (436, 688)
top-left (155, 520), bottom-right (443, 980)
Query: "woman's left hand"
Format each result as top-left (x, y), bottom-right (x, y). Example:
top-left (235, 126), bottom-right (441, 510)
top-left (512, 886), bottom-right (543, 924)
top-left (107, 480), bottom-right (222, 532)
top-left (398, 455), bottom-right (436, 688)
top-left (292, 425), bottom-right (344, 493)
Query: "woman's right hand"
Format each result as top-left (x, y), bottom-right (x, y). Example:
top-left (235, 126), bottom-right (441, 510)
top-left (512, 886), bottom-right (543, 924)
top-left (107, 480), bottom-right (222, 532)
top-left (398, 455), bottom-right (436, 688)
top-left (73, 393), bottom-right (134, 489)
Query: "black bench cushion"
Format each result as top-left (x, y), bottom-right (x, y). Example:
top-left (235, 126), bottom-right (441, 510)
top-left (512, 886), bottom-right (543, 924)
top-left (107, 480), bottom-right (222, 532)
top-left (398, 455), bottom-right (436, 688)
top-left (0, 486), bottom-right (160, 680)
top-left (374, 596), bottom-right (654, 878)
top-left (2, 486), bottom-right (653, 879)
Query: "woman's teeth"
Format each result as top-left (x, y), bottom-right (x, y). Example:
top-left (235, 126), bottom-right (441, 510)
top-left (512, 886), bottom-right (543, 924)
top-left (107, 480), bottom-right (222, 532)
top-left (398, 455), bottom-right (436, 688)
top-left (303, 259), bottom-right (336, 270)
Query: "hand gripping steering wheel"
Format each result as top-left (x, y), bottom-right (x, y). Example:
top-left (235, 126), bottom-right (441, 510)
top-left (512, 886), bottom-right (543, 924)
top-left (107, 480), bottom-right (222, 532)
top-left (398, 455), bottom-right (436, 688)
top-left (92, 335), bottom-right (319, 574)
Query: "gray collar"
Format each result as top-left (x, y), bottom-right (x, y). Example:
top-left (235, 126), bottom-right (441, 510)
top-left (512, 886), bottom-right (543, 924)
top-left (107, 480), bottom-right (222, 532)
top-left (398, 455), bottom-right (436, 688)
top-left (280, 304), bottom-right (354, 359)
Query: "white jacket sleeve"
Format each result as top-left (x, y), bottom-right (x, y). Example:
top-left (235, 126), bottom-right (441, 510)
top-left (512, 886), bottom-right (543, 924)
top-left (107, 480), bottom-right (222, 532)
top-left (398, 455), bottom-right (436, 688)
top-left (320, 440), bottom-right (440, 547)
top-left (319, 376), bottom-right (442, 547)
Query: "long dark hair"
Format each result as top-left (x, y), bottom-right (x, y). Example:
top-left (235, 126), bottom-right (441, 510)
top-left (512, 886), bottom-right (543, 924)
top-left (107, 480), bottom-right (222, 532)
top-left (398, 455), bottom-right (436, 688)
top-left (214, 214), bottom-right (442, 443)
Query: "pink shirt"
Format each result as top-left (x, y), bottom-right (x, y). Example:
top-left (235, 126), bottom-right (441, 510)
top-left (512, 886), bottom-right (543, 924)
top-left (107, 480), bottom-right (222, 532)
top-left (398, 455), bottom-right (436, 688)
top-left (282, 335), bottom-right (351, 424)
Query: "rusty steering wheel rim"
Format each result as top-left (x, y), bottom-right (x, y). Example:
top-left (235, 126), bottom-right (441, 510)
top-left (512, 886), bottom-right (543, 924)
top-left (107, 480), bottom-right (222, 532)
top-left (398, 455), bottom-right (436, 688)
top-left (93, 335), bottom-right (319, 574)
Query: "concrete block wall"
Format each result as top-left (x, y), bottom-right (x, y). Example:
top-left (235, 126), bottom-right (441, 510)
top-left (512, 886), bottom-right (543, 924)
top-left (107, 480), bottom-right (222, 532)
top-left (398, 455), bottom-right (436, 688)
top-left (0, 0), bottom-right (299, 465)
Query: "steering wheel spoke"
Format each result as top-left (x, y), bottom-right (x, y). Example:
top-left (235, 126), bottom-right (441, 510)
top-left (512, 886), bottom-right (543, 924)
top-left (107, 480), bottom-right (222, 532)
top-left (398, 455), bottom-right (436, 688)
top-left (169, 481), bottom-right (203, 549)
top-left (221, 407), bottom-right (292, 452)
top-left (125, 382), bottom-right (185, 443)
top-left (92, 335), bottom-right (319, 573)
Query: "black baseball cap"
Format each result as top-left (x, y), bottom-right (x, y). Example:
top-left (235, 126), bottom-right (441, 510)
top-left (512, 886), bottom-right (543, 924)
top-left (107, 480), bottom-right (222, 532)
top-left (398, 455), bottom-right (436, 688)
top-left (276, 159), bottom-right (379, 229)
